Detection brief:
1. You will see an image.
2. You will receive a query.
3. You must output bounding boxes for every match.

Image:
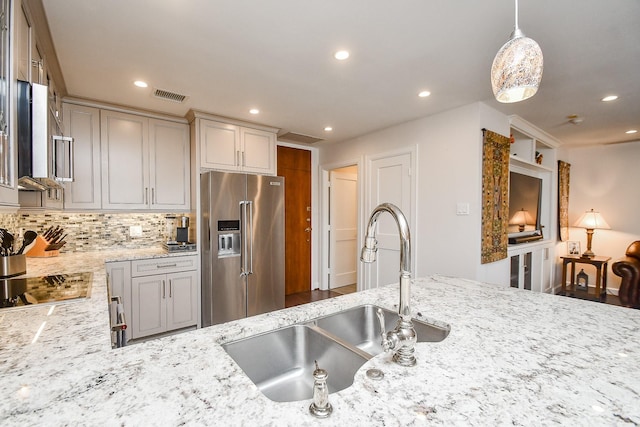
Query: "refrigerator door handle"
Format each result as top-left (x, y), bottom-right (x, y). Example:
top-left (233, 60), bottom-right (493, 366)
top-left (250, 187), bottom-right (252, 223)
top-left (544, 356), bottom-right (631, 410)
top-left (247, 201), bottom-right (254, 275)
top-left (240, 201), bottom-right (248, 277)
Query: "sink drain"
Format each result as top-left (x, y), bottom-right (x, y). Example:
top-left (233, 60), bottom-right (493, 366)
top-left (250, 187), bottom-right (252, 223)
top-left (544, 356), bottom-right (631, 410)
top-left (366, 368), bottom-right (384, 380)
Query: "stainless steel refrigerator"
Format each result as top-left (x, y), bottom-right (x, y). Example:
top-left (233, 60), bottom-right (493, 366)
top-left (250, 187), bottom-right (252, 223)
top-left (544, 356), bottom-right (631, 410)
top-left (201, 171), bottom-right (285, 326)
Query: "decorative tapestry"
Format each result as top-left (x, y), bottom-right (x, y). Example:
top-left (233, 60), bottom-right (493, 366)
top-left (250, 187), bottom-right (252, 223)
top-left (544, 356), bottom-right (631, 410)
top-left (558, 160), bottom-right (571, 241)
top-left (481, 129), bottom-right (510, 264)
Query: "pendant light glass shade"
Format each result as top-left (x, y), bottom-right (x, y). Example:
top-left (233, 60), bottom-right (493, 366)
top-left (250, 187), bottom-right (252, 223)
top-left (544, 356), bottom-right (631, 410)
top-left (491, 1), bottom-right (543, 103)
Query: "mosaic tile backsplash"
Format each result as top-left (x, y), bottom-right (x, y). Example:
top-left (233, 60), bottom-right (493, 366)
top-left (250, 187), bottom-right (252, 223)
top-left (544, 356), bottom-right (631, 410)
top-left (0, 212), bottom-right (191, 253)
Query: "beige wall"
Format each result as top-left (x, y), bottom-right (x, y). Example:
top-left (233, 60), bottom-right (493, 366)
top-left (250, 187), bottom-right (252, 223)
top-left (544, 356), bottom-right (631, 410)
top-left (559, 140), bottom-right (640, 291)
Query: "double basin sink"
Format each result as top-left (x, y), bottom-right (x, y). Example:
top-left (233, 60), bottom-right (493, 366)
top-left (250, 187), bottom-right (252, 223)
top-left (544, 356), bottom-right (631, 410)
top-left (222, 304), bottom-right (449, 402)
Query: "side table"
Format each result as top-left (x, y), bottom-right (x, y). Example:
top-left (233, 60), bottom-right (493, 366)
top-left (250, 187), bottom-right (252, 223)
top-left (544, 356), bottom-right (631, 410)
top-left (560, 255), bottom-right (611, 301)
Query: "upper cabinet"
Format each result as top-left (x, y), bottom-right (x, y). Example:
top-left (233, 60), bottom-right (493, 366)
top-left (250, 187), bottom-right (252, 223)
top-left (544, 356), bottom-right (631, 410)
top-left (62, 103), bottom-right (101, 209)
top-left (101, 109), bottom-right (190, 211)
top-left (188, 110), bottom-right (278, 176)
top-left (148, 118), bottom-right (190, 209)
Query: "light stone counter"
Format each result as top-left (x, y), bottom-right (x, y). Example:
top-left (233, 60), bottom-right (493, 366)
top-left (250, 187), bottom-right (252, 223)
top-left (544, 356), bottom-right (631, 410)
top-left (0, 251), bottom-right (639, 426)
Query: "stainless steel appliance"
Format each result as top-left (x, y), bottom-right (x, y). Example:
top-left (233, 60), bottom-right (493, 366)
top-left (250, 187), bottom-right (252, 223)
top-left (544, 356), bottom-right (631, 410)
top-left (17, 80), bottom-right (74, 191)
top-left (201, 171), bottom-right (285, 326)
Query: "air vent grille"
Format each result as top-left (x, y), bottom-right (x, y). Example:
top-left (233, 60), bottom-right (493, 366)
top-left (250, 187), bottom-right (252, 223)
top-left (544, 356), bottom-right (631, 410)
top-left (278, 132), bottom-right (324, 144)
top-left (153, 88), bottom-right (188, 103)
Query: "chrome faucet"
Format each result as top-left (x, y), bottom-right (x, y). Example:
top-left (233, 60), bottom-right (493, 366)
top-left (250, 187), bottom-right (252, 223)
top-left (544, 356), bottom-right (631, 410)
top-left (361, 203), bottom-right (417, 367)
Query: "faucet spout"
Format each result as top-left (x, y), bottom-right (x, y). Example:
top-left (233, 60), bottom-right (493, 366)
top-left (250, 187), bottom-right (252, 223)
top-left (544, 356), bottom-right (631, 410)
top-left (361, 202), bottom-right (416, 366)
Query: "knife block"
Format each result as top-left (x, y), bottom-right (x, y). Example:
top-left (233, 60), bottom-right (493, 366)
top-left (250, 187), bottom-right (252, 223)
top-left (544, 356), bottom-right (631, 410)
top-left (26, 236), bottom-right (59, 258)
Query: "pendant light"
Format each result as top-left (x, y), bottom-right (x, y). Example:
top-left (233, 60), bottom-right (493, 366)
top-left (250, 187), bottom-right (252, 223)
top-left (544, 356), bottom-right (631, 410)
top-left (491, 0), bottom-right (543, 103)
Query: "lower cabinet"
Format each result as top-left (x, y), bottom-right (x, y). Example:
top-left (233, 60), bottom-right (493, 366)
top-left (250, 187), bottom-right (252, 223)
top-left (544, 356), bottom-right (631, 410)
top-left (106, 255), bottom-right (198, 342)
top-left (131, 270), bottom-right (198, 339)
top-left (508, 243), bottom-right (554, 293)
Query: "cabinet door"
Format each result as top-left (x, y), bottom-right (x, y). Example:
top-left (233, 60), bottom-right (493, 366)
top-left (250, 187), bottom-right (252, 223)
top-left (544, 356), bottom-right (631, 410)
top-left (101, 111), bottom-right (149, 209)
top-left (149, 119), bottom-right (190, 209)
top-left (131, 274), bottom-right (166, 339)
top-left (200, 120), bottom-right (240, 171)
top-left (241, 127), bottom-right (276, 175)
top-left (166, 270), bottom-right (198, 331)
top-left (106, 261), bottom-right (132, 328)
top-left (63, 104), bottom-right (101, 209)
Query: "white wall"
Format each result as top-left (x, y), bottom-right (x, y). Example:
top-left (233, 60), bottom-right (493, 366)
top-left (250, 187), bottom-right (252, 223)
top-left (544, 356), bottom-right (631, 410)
top-left (319, 102), bottom-right (510, 282)
top-left (558, 140), bottom-right (640, 292)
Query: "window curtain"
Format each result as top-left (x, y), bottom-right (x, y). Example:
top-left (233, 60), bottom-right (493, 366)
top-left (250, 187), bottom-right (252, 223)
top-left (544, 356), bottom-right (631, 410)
top-left (558, 160), bottom-right (571, 241)
top-left (481, 129), bottom-right (510, 264)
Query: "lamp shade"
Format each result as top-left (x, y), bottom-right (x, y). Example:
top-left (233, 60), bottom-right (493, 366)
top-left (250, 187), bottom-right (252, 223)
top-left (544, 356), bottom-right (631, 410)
top-left (509, 208), bottom-right (534, 226)
top-left (491, 29), bottom-right (544, 103)
top-left (573, 209), bottom-right (610, 230)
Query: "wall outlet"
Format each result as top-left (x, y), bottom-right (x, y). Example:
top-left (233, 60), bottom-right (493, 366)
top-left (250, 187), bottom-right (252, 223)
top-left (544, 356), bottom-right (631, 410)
top-left (129, 225), bottom-right (143, 238)
top-left (456, 202), bottom-right (470, 215)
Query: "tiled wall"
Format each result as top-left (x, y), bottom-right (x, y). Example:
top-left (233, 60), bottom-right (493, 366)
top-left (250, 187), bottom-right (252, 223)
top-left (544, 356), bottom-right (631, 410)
top-left (0, 212), bottom-right (191, 252)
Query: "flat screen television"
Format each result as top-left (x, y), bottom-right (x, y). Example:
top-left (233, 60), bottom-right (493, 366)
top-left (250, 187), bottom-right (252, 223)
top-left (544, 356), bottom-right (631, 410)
top-left (508, 171), bottom-right (543, 244)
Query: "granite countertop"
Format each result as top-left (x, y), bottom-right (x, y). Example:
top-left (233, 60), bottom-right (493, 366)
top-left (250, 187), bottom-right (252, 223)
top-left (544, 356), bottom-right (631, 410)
top-left (0, 251), bottom-right (639, 426)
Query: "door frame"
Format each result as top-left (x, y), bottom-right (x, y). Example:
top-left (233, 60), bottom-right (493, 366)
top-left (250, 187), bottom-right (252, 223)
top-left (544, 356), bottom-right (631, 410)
top-left (276, 141), bottom-right (320, 291)
top-left (320, 158), bottom-right (363, 291)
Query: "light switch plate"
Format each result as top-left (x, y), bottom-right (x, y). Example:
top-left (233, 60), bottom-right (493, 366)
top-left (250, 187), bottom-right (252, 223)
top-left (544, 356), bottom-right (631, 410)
top-left (456, 203), bottom-right (470, 215)
top-left (129, 225), bottom-right (143, 237)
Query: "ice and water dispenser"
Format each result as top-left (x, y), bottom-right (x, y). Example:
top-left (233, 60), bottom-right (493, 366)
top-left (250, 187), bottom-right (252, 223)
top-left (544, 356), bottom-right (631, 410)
top-left (217, 220), bottom-right (241, 258)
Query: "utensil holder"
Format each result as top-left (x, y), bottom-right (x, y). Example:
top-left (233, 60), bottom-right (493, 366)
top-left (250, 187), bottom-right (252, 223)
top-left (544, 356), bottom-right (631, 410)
top-left (26, 236), bottom-right (59, 258)
top-left (0, 254), bottom-right (26, 278)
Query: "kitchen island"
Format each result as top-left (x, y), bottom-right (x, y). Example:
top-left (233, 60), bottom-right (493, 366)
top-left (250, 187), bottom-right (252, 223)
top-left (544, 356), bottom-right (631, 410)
top-left (1, 251), bottom-right (639, 426)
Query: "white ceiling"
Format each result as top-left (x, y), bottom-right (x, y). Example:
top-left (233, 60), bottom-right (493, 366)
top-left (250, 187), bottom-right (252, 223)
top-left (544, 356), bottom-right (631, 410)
top-left (40, 0), bottom-right (640, 147)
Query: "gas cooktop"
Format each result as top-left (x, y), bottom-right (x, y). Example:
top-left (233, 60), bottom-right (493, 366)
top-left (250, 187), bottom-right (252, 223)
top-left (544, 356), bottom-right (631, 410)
top-left (0, 272), bottom-right (93, 309)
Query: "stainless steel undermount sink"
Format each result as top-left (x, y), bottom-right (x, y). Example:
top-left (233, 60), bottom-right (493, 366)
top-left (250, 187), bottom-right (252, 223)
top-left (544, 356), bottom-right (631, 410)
top-left (222, 305), bottom-right (449, 402)
top-left (222, 324), bottom-right (369, 402)
top-left (310, 304), bottom-right (450, 356)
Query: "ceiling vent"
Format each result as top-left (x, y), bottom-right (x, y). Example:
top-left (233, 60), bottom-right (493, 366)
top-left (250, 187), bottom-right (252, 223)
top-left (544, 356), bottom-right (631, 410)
top-left (153, 88), bottom-right (188, 103)
top-left (278, 132), bottom-right (324, 144)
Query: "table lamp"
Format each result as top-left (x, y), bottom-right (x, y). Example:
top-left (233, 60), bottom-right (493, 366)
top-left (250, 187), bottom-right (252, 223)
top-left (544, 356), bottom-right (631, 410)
top-left (573, 209), bottom-right (610, 258)
top-left (509, 208), bottom-right (534, 232)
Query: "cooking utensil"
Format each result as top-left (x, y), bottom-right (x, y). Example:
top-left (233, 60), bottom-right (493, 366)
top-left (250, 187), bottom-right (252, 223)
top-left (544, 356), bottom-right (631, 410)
top-left (1, 229), bottom-right (14, 256)
top-left (17, 231), bottom-right (38, 255)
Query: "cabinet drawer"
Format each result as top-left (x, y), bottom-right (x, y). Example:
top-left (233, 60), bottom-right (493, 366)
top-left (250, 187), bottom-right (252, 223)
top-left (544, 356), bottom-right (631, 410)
top-left (131, 255), bottom-right (197, 277)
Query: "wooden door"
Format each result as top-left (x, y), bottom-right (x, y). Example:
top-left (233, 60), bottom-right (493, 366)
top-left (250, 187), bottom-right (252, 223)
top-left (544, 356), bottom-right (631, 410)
top-left (277, 146), bottom-right (311, 295)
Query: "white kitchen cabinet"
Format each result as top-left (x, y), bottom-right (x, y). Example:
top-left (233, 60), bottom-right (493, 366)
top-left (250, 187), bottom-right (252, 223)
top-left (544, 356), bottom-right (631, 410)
top-left (129, 255), bottom-right (198, 340)
top-left (148, 119), bottom-right (190, 209)
top-left (196, 117), bottom-right (276, 175)
top-left (62, 104), bottom-right (101, 209)
top-left (101, 110), bottom-right (190, 210)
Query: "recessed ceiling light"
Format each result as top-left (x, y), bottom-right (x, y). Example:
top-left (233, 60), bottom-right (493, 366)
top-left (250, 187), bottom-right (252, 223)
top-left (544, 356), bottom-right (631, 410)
top-left (249, 109), bottom-right (259, 115)
top-left (601, 95), bottom-right (618, 102)
top-left (134, 80), bottom-right (148, 88)
top-left (418, 91), bottom-right (431, 98)
top-left (334, 50), bottom-right (349, 60)
top-left (626, 129), bottom-right (638, 134)
top-left (324, 126), bottom-right (333, 132)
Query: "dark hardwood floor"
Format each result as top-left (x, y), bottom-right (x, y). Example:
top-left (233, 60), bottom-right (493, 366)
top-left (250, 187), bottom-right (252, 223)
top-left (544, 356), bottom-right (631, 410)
top-left (285, 284), bottom-right (356, 308)
top-left (562, 287), bottom-right (622, 307)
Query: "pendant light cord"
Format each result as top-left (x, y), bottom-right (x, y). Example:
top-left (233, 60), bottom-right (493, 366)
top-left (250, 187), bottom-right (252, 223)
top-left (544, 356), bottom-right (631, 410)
top-left (514, 0), bottom-right (519, 31)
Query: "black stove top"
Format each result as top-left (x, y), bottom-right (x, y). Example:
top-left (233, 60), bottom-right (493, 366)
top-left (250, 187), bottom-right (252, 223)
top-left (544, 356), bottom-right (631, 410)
top-left (0, 272), bottom-right (93, 309)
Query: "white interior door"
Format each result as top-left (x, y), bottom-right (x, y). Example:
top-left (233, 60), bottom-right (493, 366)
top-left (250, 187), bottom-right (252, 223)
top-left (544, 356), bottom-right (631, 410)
top-left (365, 152), bottom-right (413, 289)
top-left (329, 169), bottom-right (358, 288)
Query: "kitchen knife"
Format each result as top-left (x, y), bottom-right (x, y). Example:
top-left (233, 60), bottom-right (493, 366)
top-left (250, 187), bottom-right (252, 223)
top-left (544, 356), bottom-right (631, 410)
top-left (42, 226), bottom-right (54, 239)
